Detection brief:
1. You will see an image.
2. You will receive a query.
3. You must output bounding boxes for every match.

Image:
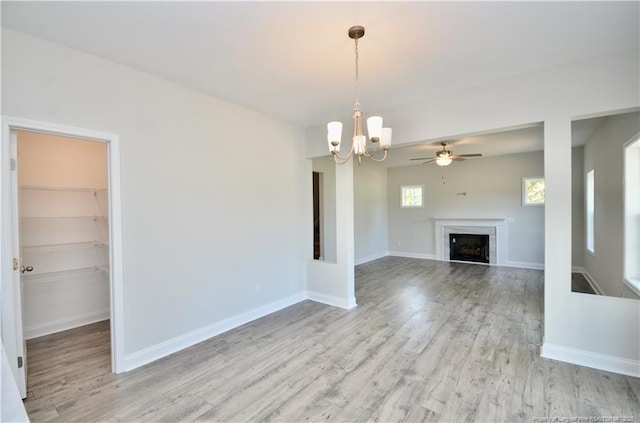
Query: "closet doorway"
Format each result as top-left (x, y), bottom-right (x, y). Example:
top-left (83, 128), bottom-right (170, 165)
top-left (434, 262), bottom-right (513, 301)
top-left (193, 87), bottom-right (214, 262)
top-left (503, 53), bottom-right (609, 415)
top-left (1, 116), bottom-right (124, 399)
top-left (17, 130), bottom-right (111, 396)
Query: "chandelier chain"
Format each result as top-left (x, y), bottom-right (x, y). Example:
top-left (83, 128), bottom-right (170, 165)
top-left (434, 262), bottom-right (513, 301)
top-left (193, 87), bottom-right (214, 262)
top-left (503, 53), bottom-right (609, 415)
top-left (354, 37), bottom-right (360, 111)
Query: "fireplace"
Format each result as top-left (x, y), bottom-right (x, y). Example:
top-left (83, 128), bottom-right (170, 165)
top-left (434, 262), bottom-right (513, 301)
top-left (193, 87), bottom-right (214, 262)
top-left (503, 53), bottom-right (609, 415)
top-left (434, 218), bottom-right (507, 265)
top-left (449, 233), bottom-right (490, 263)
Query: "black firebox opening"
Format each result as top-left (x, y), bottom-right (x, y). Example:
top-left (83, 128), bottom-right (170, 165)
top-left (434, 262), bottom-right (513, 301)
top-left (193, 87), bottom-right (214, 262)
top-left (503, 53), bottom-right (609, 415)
top-left (449, 233), bottom-right (489, 263)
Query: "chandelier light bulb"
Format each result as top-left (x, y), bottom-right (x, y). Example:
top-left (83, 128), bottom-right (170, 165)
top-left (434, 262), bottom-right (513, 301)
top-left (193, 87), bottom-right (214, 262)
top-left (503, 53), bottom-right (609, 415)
top-left (380, 128), bottom-right (392, 150)
top-left (327, 121), bottom-right (343, 153)
top-left (367, 116), bottom-right (383, 142)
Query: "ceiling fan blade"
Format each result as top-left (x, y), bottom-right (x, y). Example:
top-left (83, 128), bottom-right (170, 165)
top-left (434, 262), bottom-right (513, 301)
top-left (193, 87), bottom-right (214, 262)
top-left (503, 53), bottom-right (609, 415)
top-left (453, 153), bottom-right (483, 158)
top-left (452, 157), bottom-right (466, 161)
top-left (409, 157), bottom-right (433, 161)
top-left (421, 159), bottom-right (436, 164)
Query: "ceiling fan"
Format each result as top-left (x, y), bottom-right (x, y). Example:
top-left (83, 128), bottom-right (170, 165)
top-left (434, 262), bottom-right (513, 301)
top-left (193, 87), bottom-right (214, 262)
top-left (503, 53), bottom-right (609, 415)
top-left (410, 142), bottom-right (482, 166)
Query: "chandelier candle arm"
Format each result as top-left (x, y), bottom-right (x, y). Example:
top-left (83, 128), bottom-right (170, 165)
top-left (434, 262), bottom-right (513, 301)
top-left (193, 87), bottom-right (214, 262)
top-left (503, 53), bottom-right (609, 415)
top-left (327, 25), bottom-right (392, 165)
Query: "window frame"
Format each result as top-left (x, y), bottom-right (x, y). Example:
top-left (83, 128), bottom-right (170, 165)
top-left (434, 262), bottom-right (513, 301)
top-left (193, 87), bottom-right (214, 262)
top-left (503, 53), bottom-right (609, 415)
top-left (522, 176), bottom-right (545, 206)
top-left (586, 168), bottom-right (595, 255)
top-left (401, 185), bottom-right (424, 208)
top-left (623, 135), bottom-right (640, 296)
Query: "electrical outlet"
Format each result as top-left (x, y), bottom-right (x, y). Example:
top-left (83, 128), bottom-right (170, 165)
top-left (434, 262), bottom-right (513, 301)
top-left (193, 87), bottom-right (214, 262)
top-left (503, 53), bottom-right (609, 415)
top-left (255, 284), bottom-right (261, 294)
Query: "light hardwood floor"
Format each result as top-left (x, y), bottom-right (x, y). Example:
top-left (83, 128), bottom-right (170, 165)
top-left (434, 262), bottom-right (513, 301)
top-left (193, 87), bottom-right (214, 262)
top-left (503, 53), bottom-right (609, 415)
top-left (24, 257), bottom-right (640, 422)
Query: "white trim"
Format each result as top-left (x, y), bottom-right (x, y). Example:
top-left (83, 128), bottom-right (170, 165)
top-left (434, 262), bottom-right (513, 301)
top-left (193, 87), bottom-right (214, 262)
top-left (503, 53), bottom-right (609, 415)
top-left (583, 269), bottom-right (605, 296)
top-left (354, 251), bottom-right (389, 266)
top-left (306, 290), bottom-right (357, 310)
top-left (124, 292), bottom-right (307, 372)
top-left (505, 261), bottom-right (544, 270)
top-left (0, 116), bottom-right (125, 382)
top-left (541, 342), bottom-right (640, 378)
top-left (572, 266), bottom-right (584, 273)
top-left (388, 251), bottom-right (436, 260)
top-left (24, 309), bottom-right (109, 340)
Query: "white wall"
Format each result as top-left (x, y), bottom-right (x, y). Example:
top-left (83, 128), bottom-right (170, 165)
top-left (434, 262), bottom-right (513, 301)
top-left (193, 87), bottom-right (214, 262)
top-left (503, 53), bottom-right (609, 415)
top-left (2, 28), bottom-right (310, 364)
top-left (387, 151), bottom-right (544, 268)
top-left (18, 131), bottom-right (108, 188)
top-left (582, 112), bottom-right (640, 298)
top-left (307, 47), bottom-right (640, 375)
top-left (354, 161), bottom-right (388, 265)
top-left (307, 161), bottom-right (356, 309)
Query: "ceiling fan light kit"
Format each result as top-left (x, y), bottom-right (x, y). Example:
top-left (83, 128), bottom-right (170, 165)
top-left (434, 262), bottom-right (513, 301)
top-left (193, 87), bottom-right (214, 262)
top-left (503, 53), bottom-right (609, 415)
top-left (410, 142), bottom-right (483, 167)
top-left (436, 156), bottom-right (453, 167)
top-left (327, 25), bottom-right (392, 165)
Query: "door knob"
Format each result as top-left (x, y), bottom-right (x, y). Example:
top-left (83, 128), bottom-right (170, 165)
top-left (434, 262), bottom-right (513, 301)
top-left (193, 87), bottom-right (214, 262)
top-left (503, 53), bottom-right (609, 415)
top-left (21, 265), bottom-right (34, 274)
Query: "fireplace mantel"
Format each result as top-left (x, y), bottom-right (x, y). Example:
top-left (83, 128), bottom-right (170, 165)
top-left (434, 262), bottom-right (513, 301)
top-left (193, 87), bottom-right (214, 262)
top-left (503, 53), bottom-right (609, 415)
top-left (434, 218), bottom-right (507, 265)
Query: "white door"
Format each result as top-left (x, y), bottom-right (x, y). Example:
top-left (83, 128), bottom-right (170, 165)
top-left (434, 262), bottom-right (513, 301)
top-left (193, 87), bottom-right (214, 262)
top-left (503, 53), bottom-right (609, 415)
top-left (9, 129), bottom-right (27, 398)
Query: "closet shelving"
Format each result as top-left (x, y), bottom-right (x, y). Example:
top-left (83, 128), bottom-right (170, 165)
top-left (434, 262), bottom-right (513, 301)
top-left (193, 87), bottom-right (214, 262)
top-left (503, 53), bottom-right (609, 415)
top-left (21, 266), bottom-right (108, 286)
top-left (20, 185), bottom-right (110, 284)
top-left (22, 240), bottom-right (109, 253)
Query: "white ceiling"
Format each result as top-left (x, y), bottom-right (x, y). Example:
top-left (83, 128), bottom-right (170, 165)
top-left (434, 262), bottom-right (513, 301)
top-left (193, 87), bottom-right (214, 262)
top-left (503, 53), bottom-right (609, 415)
top-left (380, 115), bottom-right (610, 168)
top-left (2, 1), bottom-right (638, 130)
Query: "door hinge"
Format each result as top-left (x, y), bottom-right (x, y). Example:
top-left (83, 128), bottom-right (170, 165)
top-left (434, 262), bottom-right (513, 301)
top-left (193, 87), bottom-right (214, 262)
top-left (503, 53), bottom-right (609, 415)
top-left (13, 258), bottom-right (18, 271)
top-left (10, 158), bottom-right (16, 171)
top-left (17, 356), bottom-right (23, 368)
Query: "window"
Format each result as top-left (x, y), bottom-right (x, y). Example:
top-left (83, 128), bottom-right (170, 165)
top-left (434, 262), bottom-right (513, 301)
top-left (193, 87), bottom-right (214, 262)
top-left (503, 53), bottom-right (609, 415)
top-left (586, 169), bottom-right (595, 254)
top-left (624, 137), bottom-right (640, 295)
top-left (401, 185), bottom-right (423, 208)
top-left (522, 177), bottom-right (545, 206)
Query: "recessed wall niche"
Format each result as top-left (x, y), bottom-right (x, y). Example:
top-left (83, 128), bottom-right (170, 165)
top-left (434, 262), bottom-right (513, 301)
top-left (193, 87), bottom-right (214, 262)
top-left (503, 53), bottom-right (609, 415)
top-left (571, 111), bottom-right (640, 299)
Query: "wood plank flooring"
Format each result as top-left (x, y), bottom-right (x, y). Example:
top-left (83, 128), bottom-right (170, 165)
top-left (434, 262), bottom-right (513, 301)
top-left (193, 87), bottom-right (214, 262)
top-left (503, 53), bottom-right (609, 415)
top-left (24, 257), bottom-right (640, 422)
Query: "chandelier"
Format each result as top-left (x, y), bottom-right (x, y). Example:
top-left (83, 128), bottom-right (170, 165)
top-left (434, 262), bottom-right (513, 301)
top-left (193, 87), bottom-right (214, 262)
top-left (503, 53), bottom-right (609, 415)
top-left (327, 26), bottom-right (392, 165)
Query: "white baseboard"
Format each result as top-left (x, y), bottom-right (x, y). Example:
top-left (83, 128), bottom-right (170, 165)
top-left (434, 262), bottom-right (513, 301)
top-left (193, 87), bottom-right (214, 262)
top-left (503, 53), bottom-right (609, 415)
top-left (306, 290), bottom-right (357, 310)
top-left (354, 251), bottom-right (390, 266)
top-left (583, 270), bottom-right (605, 295)
top-left (541, 342), bottom-right (640, 378)
top-left (25, 309), bottom-right (110, 340)
top-left (123, 292), bottom-right (306, 372)
top-left (388, 251), bottom-right (436, 260)
top-left (506, 261), bottom-right (545, 270)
